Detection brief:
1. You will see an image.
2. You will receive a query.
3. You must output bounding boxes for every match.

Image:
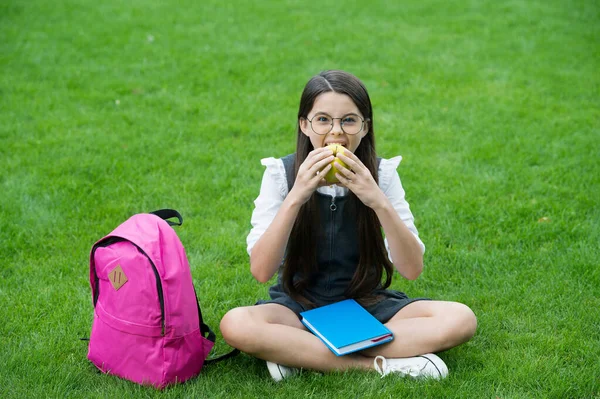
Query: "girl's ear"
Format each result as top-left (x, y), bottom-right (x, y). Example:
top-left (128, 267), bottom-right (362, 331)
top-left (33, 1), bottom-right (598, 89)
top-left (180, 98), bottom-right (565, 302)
top-left (299, 117), bottom-right (310, 136)
top-left (360, 119), bottom-right (370, 138)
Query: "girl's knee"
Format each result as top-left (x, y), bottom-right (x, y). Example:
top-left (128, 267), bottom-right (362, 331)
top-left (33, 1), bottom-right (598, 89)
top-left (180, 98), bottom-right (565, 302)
top-left (220, 307), bottom-right (255, 348)
top-left (431, 303), bottom-right (477, 348)
top-left (451, 303), bottom-right (477, 341)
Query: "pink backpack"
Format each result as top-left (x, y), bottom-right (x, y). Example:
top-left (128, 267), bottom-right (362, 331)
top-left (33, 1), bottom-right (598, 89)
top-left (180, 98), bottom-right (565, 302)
top-left (88, 209), bottom-right (236, 388)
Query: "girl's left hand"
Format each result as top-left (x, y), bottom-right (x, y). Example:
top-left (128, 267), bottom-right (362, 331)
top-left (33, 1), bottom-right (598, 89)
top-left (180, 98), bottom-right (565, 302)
top-left (336, 151), bottom-right (387, 210)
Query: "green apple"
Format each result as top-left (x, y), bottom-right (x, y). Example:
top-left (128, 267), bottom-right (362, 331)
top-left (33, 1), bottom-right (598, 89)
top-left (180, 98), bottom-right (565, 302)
top-left (324, 144), bottom-right (349, 184)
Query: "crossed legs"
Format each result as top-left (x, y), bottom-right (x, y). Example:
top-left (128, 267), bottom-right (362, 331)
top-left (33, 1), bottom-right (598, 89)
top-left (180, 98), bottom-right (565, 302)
top-left (219, 300), bottom-right (477, 372)
top-left (219, 303), bottom-right (372, 371)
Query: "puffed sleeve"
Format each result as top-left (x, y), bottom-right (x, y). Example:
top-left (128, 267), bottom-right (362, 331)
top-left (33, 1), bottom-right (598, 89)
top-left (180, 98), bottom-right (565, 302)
top-left (246, 157), bottom-right (288, 255)
top-left (379, 156), bottom-right (426, 259)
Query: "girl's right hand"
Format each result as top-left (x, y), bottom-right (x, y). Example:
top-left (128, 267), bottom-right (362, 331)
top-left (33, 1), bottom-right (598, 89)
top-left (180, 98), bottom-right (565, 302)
top-left (289, 147), bottom-right (334, 205)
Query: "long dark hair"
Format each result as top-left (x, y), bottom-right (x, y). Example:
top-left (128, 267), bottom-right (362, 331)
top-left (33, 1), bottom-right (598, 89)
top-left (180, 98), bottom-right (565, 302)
top-left (282, 70), bottom-right (394, 307)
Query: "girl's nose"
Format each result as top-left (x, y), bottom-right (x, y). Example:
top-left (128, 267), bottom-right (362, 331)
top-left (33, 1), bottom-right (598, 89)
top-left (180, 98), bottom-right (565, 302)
top-left (330, 119), bottom-right (344, 134)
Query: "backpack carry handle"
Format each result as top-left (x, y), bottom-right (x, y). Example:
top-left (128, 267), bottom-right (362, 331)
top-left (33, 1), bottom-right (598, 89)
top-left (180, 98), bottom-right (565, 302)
top-left (150, 209), bottom-right (183, 226)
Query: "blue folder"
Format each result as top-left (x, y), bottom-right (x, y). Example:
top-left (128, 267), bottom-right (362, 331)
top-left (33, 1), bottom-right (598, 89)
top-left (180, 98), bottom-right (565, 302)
top-left (300, 299), bottom-right (394, 356)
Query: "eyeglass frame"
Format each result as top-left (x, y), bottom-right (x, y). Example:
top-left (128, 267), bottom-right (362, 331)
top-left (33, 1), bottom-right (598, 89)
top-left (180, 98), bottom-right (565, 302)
top-left (303, 112), bottom-right (369, 135)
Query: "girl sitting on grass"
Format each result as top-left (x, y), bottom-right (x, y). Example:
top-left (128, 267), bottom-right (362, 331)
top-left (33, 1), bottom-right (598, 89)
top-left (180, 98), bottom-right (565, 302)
top-left (220, 70), bottom-right (477, 381)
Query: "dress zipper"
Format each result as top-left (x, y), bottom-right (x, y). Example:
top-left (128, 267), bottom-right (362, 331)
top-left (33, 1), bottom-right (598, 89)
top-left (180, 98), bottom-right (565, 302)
top-left (327, 196), bottom-right (337, 291)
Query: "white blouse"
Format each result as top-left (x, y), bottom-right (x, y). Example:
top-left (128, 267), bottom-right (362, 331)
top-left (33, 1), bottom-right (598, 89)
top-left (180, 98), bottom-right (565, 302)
top-left (246, 155), bottom-right (425, 260)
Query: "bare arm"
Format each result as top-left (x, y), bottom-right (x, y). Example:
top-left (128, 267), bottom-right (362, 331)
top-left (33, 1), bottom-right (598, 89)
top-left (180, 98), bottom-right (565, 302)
top-left (371, 199), bottom-right (423, 279)
top-left (250, 195), bottom-right (303, 283)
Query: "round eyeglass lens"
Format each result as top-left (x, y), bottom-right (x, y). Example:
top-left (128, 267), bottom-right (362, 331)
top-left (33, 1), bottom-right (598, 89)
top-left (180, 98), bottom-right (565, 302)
top-left (311, 114), bottom-right (333, 135)
top-left (340, 114), bottom-right (363, 135)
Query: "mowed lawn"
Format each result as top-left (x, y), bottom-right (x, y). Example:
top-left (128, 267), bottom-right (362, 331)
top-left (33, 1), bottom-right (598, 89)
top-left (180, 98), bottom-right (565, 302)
top-left (1, 0), bottom-right (598, 397)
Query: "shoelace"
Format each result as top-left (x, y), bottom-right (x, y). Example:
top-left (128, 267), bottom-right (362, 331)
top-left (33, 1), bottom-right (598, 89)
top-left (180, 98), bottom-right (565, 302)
top-left (374, 356), bottom-right (424, 378)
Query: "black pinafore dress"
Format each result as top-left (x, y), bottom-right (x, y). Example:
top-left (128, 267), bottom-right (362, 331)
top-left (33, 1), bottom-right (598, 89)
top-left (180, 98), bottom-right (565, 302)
top-left (256, 154), bottom-right (427, 323)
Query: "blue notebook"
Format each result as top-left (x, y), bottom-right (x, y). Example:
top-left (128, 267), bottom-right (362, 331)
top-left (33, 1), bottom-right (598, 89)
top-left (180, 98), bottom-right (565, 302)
top-left (300, 299), bottom-right (394, 356)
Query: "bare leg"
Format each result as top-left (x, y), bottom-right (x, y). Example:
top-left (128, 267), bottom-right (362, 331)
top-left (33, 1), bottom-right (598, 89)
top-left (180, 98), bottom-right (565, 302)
top-left (360, 300), bottom-right (477, 358)
top-left (220, 304), bottom-right (373, 372)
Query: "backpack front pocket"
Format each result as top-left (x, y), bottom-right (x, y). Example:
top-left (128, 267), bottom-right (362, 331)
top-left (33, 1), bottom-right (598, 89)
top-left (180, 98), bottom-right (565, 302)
top-left (93, 238), bottom-right (165, 334)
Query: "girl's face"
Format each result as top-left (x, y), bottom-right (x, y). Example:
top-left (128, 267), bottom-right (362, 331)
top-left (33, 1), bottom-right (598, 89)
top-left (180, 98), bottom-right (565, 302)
top-left (299, 91), bottom-right (369, 153)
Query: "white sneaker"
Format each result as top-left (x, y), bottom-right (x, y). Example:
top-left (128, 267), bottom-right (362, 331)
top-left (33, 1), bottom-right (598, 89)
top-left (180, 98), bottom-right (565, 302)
top-left (266, 361), bottom-right (299, 382)
top-left (374, 354), bottom-right (448, 379)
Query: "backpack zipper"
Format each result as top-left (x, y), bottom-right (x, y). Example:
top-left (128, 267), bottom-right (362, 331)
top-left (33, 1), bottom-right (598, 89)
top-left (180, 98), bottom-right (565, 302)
top-left (142, 249), bottom-right (166, 336)
top-left (92, 238), bottom-right (166, 336)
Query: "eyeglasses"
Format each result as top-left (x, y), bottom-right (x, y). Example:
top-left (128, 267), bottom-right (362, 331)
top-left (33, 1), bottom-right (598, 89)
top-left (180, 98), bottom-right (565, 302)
top-left (305, 113), bottom-right (368, 135)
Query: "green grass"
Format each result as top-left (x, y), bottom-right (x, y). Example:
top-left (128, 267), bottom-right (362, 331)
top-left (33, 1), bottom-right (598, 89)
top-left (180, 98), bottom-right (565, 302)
top-left (1, 0), bottom-right (599, 397)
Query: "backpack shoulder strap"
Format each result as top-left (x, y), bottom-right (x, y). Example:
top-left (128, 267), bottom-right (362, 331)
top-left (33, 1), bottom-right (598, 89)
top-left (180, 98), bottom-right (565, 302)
top-left (204, 347), bottom-right (240, 364)
top-left (192, 288), bottom-right (240, 365)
